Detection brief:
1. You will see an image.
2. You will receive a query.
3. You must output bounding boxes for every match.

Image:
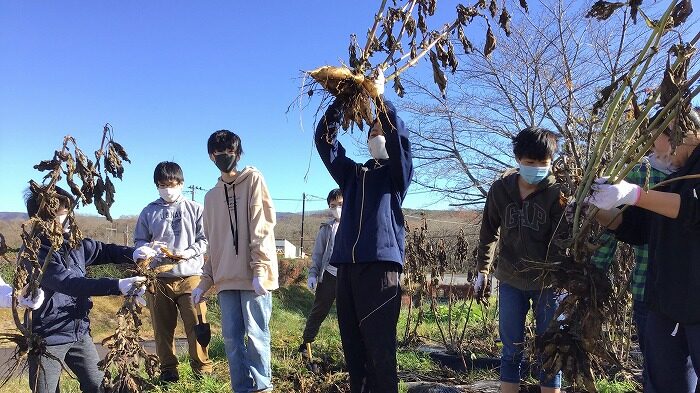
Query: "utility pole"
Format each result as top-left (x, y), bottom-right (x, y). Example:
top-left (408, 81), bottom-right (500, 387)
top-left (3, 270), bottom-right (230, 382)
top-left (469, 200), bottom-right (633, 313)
top-left (123, 224), bottom-right (130, 246)
top-left (187, 185), bottom-right (206, 201)
top-left (299, 193), bottom-right (306, 257)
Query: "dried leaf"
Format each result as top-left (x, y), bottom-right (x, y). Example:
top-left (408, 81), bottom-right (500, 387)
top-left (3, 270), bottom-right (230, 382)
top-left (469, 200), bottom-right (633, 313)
top-left (105, 176), bottom-right (115, 207)
top-left (671, 0), bottom-right (693, 27)
top-left (585, 1), bottom-right (625, 20)
top-left (519, 0), bottom-right (529, 13)
top-left (456, 4), bottom-right (478, 25)
top-left (429, 50), bottom-right (447, 98)
top-left (393, 74), bottom-right (406, 98)
top-left (489, 0), bottom-right (498, 18)
top-left (476, 0), bottom-right (486, 9)
top-left (499, 7), bottom-right (512, 37)
top-left (33, 158), bottom-right (61, 172)
top-left (592, 79), bottom-right (620, 115)
top-left (457, 25), bottom-right (474, 54)
top-left (484, 25), bottom-right (497, 58)
top-left (110, 142), bottom-right (130, 163)
top-left (629, 0), bottom-right (642, 23)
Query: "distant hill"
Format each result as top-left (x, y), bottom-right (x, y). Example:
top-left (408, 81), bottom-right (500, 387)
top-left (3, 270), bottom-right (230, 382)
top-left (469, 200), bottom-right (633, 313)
top-left (0, 212), bottom-right (27, 221)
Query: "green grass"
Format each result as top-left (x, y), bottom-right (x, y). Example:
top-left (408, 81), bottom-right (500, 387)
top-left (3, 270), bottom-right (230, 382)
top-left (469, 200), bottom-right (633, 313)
top-left (2, 283), bottom-right (642, 392)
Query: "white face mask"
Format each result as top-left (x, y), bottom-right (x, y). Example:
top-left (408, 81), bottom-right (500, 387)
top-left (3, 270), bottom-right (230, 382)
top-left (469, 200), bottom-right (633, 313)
top-left (158, 185), bottom-right (183, 203)
top-left (330, 206), bottom-right (342, 220)
top-left (647, 153), bottom-right (678, 175)
top-left (368, 135), bottom-right (389, 160)
top-left (56, 213), bottom-right (70, 233)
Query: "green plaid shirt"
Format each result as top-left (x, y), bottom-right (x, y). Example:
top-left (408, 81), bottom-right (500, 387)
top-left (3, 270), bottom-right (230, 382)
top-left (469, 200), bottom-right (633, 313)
top-left (590, 163), bottom-right (666, 301)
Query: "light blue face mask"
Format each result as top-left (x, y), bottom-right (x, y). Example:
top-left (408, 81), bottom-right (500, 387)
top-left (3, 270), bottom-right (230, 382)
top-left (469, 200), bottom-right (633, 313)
top-left (519, 164), bottom-right (550, 184)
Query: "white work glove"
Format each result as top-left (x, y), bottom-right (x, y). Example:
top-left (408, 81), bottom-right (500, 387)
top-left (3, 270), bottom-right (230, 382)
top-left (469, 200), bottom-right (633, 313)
top-left (0, 283), bottom-right (11, 308)
top-left (307, 276), bottom-right (317, 291)
top-left (191, 287), bottom-right (205, 304)
top-left (366, 67), bottom-right (385, 98)
top-left (18, 286), bottom-right (45, 310)
top-left (586, 178), bottom-right (641, 210)
top-left (175, 248), bottom-right (197, 260)
top-left (133, 245), bottom-right (157, 261)
top-left (252, 276), bottom-right (269, 296)
top-left (118, 276), bottom-right (147, 296)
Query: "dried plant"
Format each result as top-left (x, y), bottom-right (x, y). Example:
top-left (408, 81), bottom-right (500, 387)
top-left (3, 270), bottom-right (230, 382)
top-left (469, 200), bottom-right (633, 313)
top-left (302, 0), bottom-right (527, 132)
top-left (0, 125), bottom-right (130, 389)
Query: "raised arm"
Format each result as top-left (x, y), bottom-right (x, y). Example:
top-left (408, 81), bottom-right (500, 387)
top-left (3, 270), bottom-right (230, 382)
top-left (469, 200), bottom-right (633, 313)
top-left (315, 98), bottom-right (357, 187)
top-left (380, 99), bottom-right (413, 196)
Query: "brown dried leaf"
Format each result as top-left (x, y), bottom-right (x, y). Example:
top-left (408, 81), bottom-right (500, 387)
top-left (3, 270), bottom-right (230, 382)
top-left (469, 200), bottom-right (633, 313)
top-left (484, 25), bottom-right (497, 58)
top-left (630, 0), bottom-right (642, 23)
top-left (33, 158), bottom-right (61, 172)
top-left (393, 74), bottom-right (406, 98)
top-left (671, 0), bottom-right (693, 27)
top-left (348, 34), bottom-right (359, 69)
top-left (456, 4), bottom-right (478, 25)
top-left (519, 0), bottom-right (529, 12)
top-left (489, 0), bottom-right (498, 18)
top-left (429, 50), bottom-right (447, 98)
top-left (592, 78), bottom-right (620, 115)
top-left (499, 7), bottom-right (512, 37)
top-left (586, 1), bottom-right (625, 20)
top-left (105, 176), bottom-right (115, 207)
top-left (457, 25), bottom-right (474, 54)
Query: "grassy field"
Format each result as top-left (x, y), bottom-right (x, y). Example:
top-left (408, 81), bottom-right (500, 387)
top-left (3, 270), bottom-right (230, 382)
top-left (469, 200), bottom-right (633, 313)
top-left (0, 260), bottom-right (639, 393)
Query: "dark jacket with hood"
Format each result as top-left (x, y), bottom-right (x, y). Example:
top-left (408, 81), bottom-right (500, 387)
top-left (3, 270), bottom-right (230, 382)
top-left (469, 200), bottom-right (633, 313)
top-left (315, 98), bottom-right (413, 268)
top-left (615, 145), bottom-right (700, 324)
top-left (29, 237), bottom-right (133, 346)
top-left (476, 169), bottom-right (566, 291)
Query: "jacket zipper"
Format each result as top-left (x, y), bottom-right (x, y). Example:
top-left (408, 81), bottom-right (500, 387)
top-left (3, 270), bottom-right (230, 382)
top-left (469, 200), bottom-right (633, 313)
top-left (351, 168), bottom-right (368, 263)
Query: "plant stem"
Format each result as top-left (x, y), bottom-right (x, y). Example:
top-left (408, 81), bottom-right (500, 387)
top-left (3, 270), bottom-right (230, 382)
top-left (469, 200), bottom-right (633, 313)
top-left (360, 0), bottom-right (389, 72)
top-left (386, 19), bottom-right (461, 82)
top-left (380, 0), bottom-right (419, 70)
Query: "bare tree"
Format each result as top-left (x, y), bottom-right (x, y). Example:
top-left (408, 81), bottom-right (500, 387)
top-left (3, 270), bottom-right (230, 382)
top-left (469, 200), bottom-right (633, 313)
top-left (399, 0), bottom-right (666, 205)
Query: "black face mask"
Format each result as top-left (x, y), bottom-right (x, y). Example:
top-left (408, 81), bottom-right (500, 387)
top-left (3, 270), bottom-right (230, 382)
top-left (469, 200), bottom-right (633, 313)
top-left (214, 154), bottom-right (237, 173)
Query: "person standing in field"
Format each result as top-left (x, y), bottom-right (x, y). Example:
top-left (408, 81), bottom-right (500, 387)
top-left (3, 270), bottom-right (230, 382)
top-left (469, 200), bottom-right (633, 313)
top-left (191, 130), bottom-right (279, 393)
top-left (588, 109), bottom-right (700, 393)
top-left (474, 127), bottom-right (565, 393)
top-left (299, 188), bottom-right (343, 352)
top-left (314, 69), bottom-right (413, 393)
top-left (133, 161), bottom-right (212, 383)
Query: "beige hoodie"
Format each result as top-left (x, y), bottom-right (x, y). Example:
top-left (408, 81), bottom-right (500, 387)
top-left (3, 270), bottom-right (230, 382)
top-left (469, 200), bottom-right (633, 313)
top-left (199, 166), bottom-right (279, 293)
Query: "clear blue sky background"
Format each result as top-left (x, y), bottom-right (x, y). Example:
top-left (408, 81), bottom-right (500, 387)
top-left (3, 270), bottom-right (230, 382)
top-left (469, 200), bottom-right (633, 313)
top-left (0, 1), bottom-right (455, 217)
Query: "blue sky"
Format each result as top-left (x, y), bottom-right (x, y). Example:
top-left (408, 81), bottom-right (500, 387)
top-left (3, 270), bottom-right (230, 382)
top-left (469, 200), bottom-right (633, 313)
top-left (0, 1), bottom-right (460, 217)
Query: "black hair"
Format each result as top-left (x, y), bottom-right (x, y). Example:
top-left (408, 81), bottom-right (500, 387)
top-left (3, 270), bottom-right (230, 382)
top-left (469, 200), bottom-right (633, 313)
top-left (326, 188), bottom-right (343, 205)
top-left (207, 130), bottom-right (243, 156)
top-left (153, 161), bottom-right (184, 185)
top-left (24, 185), bottom-right (75, 219)
top-left (512, 127), bottom-right (559, 161)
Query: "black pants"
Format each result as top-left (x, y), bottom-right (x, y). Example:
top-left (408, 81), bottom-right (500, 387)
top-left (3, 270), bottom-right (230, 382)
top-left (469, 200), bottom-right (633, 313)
top-left (644, 310), bottom-right (700, 393)
top-left (336, 262), bottom-right (401, 393)
top-left (303, 272), bottom-right (337, 343)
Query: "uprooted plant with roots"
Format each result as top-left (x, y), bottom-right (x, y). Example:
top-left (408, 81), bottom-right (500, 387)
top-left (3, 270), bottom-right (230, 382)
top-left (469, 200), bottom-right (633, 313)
top-left (301, 0), bottom-right (527, 132)
top-left (0, 125), bottom-right (138, 389)
top-left (519, 0), bottom-right (699, 391)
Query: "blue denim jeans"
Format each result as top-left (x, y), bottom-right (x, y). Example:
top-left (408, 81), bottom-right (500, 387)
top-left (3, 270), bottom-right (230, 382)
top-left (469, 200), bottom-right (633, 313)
top-left (218, 290), bottom-right (273, 393)
top-left (499, 281), bottom-right (561, 388)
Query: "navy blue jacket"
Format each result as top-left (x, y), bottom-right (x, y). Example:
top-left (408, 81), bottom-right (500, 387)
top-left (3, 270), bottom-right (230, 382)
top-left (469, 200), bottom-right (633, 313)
top-left (29, 237), bottom-right (133, 345)
top-left (315, 99), bottom-right (413, 267)
top-left (615, 145), bottom-right (700, 324)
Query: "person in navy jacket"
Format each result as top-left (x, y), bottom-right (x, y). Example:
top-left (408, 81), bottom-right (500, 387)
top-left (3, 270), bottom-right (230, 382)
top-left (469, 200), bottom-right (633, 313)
top-left (314, 70), bottom-right (413, 393)
top-left (23, 186), bottom-right (147, 393)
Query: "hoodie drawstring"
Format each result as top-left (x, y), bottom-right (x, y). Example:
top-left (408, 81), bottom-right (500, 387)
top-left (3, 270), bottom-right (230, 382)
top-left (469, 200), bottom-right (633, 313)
top-left (223, 182), bottom-right (239, 255)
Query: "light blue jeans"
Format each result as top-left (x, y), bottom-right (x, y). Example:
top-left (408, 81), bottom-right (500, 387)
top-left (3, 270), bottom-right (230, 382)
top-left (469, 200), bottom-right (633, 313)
top-left (218, 290), bottom-right (273, 393)
top-left (499, 281), bottom-right (561, 388)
